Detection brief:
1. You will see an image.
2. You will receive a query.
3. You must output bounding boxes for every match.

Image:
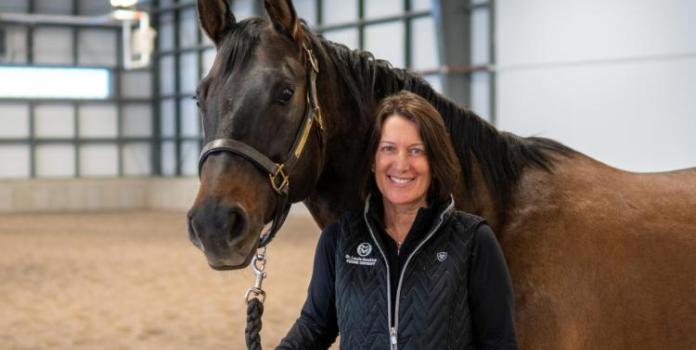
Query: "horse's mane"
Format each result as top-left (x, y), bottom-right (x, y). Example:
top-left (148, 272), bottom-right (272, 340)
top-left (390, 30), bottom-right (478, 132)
top-left (307, 29), bottom-right (576, 211)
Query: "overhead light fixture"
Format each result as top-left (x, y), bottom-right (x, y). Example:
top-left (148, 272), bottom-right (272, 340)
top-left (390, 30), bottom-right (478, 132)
top-left (110, 0), bottom-right (138, 8)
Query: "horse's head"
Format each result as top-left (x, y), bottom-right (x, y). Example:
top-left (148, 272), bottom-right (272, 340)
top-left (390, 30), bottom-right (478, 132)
top-left (188, 0), bottom-right (325, 270)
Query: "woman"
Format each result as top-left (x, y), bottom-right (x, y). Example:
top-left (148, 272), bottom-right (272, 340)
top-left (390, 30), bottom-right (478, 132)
top-left (278, 91), bottom-right (517, 349)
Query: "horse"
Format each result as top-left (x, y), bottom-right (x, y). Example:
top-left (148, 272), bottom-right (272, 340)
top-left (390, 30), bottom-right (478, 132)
top-left (187, 0), bottom-right (696, 348)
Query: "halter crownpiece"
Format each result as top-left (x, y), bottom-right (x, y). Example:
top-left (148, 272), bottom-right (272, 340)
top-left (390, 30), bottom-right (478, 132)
top-left (197, 42), bottom-right (323, 248)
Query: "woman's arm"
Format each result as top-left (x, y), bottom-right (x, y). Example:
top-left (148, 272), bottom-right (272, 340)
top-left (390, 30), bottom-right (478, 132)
top-left (276, 223), bottom-right (340, 350)
top-left (468, 223), bottom-right (518, 349)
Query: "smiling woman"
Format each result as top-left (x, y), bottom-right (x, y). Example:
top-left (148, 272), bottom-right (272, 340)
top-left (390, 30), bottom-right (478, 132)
top-left (278, 91), bottom-right (518, 349)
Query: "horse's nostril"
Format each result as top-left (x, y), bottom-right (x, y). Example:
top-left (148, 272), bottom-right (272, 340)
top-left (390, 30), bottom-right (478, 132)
top-left (187, 216), bottom-right (204, 250)
top-left (227, 207), bottom-right (248, 243)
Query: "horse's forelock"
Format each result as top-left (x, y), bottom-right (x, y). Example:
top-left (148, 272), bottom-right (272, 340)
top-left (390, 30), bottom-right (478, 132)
top-left (218, 18), bottom-right (266, 74)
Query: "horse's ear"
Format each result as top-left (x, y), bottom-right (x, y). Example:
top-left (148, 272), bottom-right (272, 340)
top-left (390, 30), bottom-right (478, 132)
top-left (264, 0), bottom-right (302, 42)
top-left (197, 0), bottom-right (236, 47)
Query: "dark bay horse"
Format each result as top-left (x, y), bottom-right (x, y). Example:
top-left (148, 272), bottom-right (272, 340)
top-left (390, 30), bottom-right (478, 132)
top-left (187, 1), bottom-right (696, 348)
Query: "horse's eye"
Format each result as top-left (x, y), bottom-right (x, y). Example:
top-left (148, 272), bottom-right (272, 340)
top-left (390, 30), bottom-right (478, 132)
top-left (279, 88), bottom-right (294, 104)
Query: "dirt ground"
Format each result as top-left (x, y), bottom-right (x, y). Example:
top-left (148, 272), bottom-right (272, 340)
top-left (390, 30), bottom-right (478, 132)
top-left (0, 210), bottom-right (329, 350)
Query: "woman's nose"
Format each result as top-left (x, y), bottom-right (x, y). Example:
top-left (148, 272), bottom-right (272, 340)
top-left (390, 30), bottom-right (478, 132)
top-left (393, 151), bottom-right (410, 171)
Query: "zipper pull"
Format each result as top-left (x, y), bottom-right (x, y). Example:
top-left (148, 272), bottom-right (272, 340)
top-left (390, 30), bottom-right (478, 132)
top-left (390, 327), bottom-right (397, 345)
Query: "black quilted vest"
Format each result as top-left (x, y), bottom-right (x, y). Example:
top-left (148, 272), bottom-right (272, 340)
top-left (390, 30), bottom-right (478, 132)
top-left (334, 197), bottom-right (483, 350)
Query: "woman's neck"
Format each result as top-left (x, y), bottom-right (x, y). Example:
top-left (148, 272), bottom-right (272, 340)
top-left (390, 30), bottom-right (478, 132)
top-left (383, 199), bottom-right (426, 244)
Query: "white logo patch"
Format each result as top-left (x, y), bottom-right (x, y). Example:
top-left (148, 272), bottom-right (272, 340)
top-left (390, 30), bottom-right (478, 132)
top-left (346, 242), bottom-right (377, 266)
top-left (357, 242), bottom-right (372, 257)
top-left (437, 251), bottom-right (448, 262)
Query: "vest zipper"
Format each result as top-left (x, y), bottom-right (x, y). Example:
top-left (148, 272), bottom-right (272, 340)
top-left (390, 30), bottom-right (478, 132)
top-left (363, 195), bottom-right (455, 350)
top-left (364, 197), bottom-right (394, 350)
top-left (393, 200), bottom-right (454, 349)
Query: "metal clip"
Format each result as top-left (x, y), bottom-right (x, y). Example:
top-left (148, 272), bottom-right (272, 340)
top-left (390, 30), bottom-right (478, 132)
top-left (245, 247), bottom-right (268, 303)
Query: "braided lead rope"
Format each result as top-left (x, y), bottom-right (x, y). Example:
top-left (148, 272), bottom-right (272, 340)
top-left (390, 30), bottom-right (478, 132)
top-left (245, 247), bottom-right (268, 350)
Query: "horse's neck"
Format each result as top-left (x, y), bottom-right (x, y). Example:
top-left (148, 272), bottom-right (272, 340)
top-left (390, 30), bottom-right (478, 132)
top-left (312, 42), bottom-right (510, 229)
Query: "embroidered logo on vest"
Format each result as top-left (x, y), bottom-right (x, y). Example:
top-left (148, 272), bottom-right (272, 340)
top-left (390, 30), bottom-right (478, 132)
top-left (437, 251), bottom-right (448, 262)
top-left (346, 242), bottom-right (377, 266)
top-left (357, 242), bottom-right (372, 257)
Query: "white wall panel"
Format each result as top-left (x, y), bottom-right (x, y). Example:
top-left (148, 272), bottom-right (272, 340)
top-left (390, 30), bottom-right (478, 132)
top-left (412, 0), bottom-right (432, 12)
top-left (79, 104), bottom-right (117, 138)
top-left (323, 29), bottom-right (359, 51)
top-left (497, 0), bottom-right (696, 172)
top-left (202, 49), bottom-right (216, 77)
top-left (78, 0), bottom-right (110, 16)
top-left (123, 105), bottom-right (152, 137)
top-left (160, 100), bottom-right (176, 137)
top-left (179, 8), bottom-right (198, 48)
top-left (1, 26), bottom-right (28, 64)
top-left (35, 104), bottom-right (74, 138)
top-left (365, 22), bottom-right (405, 68)
top-left (35, 0), bottom-right (72, 15)
top-left (232, 0), bottom-right (256, 20)
top-left (33, 28), bottom-right (73, 65)
top-left (80, 145), bottom-right (118, 176)
top-left (498, 59), bottom-right (696, 172)
top-left (411, 17), bottom-right (438, 70)
top-left (0, 146), bottom-right (30, 178)
top-left (0, 1), bottom-right (29, 12)
top-left (123, 143), bottom-right (151, 176)
top-left (161, 141), bottom-right (176, 176)
top-left (179, 53), bottom-right (198, 94)
top-left (323, 0), bottom-right (357, 24)
top-left (471, 9), bottom-right (490, 65)
top-left (78, 29), bottom-right (117, 67)
top-left (121, 71), bottom-right (152, 98)
top-left (36, 144), bottom-right (74, 177)
top-left (159, 56), bottom-right (175, 95)
top-left (0, 104), bottom-right (29, 137)
top-left (294, 0), bottom-right (317, 26)
top-left (180, 98), bottom-right (199, 137)
top-left (498, 0), bottom-right (696, 66)
top-left (424, 75), bottom-right (442, 94)
top-left (180, 141), bottom-right (199, 176)
top-left (366, 0), bottom-right (402, 19)
top-left (158, 13), bottom-right (174, 52)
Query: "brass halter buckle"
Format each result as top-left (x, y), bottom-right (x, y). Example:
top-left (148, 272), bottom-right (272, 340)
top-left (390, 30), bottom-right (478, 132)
top-left (269, 164), bottom-right (289, 194)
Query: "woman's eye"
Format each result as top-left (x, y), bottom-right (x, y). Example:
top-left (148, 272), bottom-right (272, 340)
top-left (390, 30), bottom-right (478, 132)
top-left (410, 148), bottom-right (425, 156)
top-left (279, 88), bottom-right (294, 103)
top-left (192, 95), bottom-right (201, 108)
top-left (380, 145), bottom-right (396, 153)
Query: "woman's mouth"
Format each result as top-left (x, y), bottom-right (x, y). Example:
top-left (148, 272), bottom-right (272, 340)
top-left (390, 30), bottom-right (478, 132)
top-left (388, 175), bottom-right (414, 184)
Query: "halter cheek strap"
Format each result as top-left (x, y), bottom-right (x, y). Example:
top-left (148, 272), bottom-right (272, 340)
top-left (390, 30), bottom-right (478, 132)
top-left (197, 43), bottom-right (323, 248)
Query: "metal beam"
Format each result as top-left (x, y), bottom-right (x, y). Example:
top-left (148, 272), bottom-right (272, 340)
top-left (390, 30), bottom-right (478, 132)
top-left (0, 12), bottom-right (119, 28)
top-left (432, 0), bottom-right (472, 107)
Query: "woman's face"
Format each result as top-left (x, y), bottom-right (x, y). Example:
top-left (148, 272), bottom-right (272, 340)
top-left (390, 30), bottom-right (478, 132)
top-left (374, 115), bottom-right (431, 210)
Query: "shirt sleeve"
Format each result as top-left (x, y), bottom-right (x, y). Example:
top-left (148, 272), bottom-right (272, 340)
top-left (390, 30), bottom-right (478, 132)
top-left (276, 223), bottom-right (339, 350)
top-left (468, 223), bottom-right (518, 349)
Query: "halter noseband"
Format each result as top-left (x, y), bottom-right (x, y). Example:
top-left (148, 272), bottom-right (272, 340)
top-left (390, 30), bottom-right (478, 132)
top-left (197, 43), bottom-right (324, 248)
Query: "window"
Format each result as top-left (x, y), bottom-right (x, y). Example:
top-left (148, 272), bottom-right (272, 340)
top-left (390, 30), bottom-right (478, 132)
top-left (0, 66), bottom-right (111, 99)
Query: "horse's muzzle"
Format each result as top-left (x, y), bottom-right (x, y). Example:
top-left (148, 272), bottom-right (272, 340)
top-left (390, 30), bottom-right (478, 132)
top-left (187, 200), bottom-right (257, 270)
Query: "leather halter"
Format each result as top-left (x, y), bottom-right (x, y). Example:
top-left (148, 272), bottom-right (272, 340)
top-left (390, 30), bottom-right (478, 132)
top-left (198, 44), bottom-right (324, 248)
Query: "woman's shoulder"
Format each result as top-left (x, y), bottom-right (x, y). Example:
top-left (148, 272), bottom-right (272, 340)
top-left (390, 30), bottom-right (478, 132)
top-left (448, 210), bottom-right (488, 233)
